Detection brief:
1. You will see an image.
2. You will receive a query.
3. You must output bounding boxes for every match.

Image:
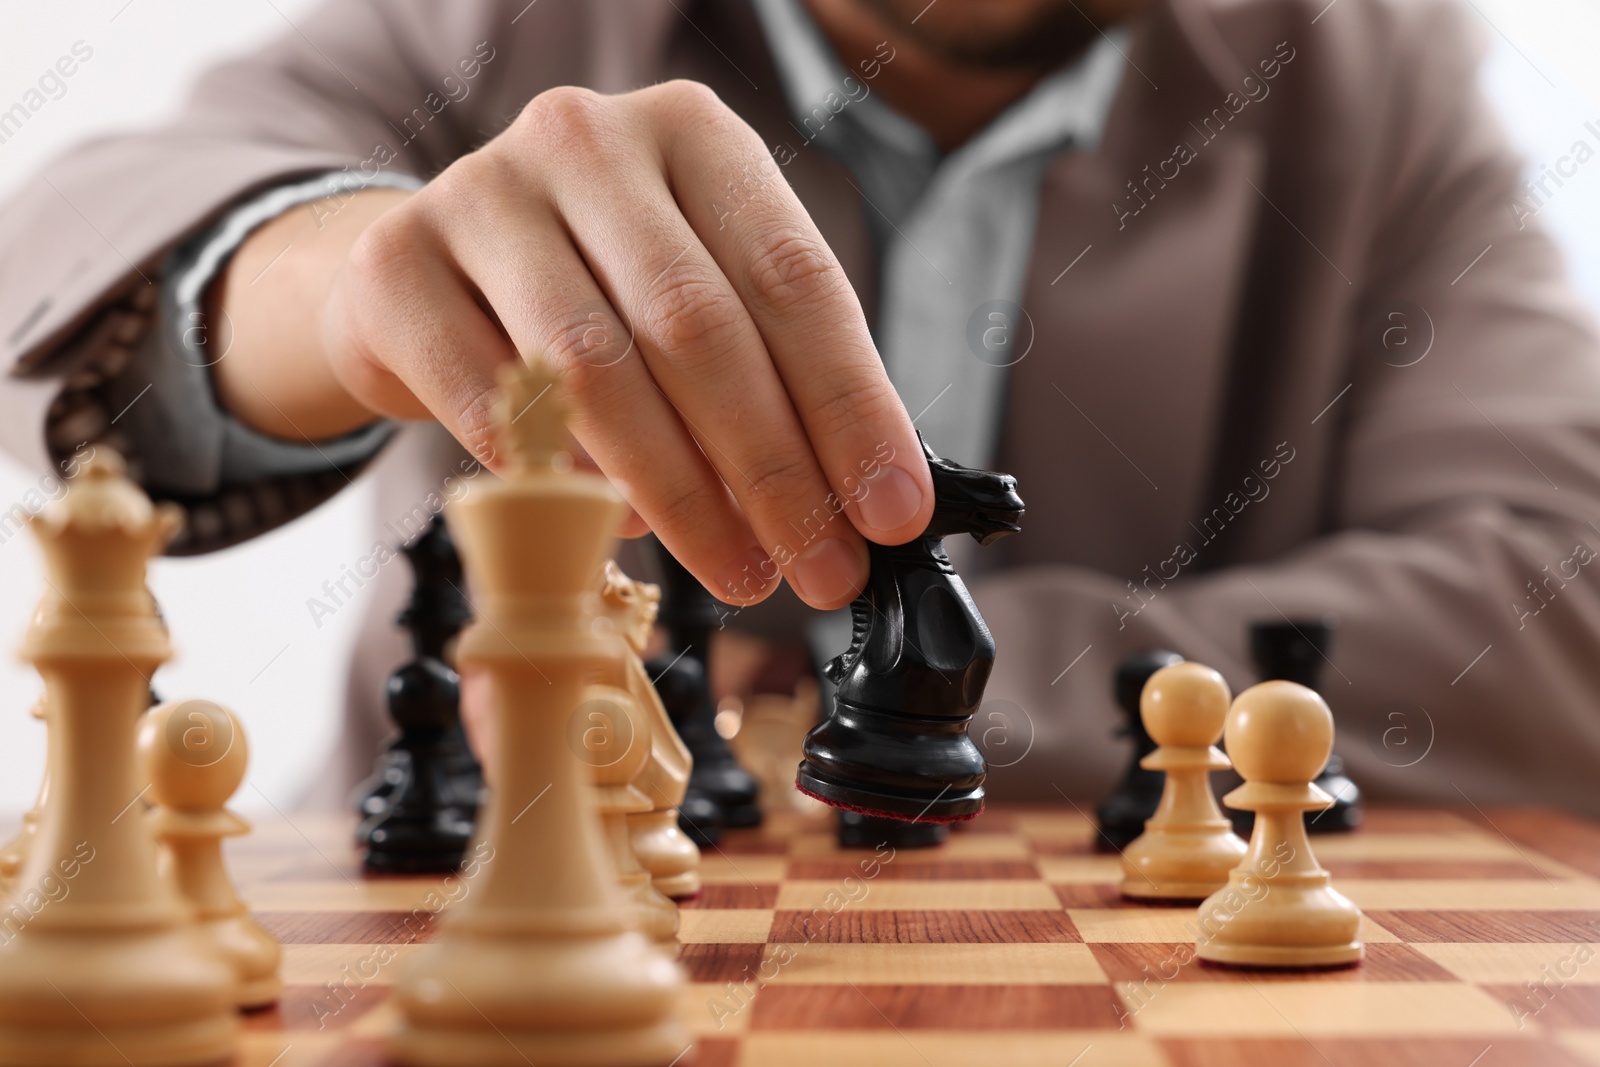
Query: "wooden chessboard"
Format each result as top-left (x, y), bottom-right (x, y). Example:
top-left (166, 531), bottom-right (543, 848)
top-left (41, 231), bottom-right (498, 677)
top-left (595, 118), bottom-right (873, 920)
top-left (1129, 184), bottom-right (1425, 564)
top-left (217, 804), bottom-right (1600, 1067)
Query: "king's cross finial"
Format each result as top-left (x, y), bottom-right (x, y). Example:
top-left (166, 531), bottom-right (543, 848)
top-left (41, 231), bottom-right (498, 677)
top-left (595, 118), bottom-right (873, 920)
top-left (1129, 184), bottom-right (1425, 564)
top-left (495, 356), bottom-right (570, 472)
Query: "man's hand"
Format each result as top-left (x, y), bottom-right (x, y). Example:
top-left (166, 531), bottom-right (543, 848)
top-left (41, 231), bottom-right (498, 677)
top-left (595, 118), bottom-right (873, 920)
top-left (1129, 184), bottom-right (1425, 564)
top-left (210, 81), bottom-right (932, 610)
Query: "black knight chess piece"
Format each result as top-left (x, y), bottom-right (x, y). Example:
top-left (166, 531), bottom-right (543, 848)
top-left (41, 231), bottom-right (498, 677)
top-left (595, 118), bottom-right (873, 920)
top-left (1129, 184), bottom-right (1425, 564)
top-left (797, 438), bottom-right (1024, 822)
top-left (1094, 649), bottom-right (1185, 852)
top-left (1232, 619), bottom-right (1363, 836)
top-left (356, 514), bottom-right (481, 872)
top-left (808, 649), bottom-right (948, 850)
top-left (800, 636), bottom-right (949, 851)
top-left (649, 537), bottom-right (761, 842)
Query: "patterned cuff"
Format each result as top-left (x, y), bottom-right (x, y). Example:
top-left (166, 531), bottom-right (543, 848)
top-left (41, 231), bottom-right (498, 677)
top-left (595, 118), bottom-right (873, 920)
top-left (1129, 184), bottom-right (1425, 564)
top-left (166, 168), bottom-right (425, 340)
top-left (44, 168), bottom-right (425, 555)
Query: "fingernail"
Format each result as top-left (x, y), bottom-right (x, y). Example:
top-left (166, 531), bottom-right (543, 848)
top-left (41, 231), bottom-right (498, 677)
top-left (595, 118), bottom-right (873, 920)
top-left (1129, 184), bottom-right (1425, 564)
top-left (791, 537), bottom-right (865, 606)
top-left (856, 463), bottom-right (924, 535)
top-left (716, 547), bottom-right (778, 605)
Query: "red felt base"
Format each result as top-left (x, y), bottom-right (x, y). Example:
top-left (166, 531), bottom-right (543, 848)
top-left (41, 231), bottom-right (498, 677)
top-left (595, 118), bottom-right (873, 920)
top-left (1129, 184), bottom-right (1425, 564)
top-left (794, 780), bottom-right (983, 824)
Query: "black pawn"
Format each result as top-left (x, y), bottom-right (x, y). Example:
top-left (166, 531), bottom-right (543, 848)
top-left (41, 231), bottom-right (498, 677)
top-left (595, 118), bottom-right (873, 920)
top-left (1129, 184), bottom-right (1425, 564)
top-left (356, 515), bottom-right (481, 872)
top-left (649, 536), bottom-right (762, 833)
top-left (1239, 619), bottom-right (1363, 835)
top-left (1093, 649), bottom-right (1184, 853)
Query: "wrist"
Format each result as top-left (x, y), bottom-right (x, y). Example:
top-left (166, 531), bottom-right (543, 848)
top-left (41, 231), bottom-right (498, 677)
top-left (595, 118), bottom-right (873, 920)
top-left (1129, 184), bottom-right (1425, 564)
top-left (208, 186), bottom-right (415, 441)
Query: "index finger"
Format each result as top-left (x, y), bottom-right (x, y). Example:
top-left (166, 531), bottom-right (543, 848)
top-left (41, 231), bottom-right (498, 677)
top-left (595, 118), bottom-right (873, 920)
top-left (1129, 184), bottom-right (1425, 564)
top-left (647, 86), bottom-right (934, 548)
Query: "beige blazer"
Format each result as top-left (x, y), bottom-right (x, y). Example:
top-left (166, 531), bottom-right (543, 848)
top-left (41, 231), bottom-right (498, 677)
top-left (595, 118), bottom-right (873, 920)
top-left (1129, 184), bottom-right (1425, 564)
top-left (4, 0), bottom-right (1600, 816)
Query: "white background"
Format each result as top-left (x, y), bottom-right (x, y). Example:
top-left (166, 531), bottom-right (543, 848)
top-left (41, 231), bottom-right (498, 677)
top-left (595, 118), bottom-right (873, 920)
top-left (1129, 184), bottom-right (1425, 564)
top-left (1, 0), bottom-right (1598, 814)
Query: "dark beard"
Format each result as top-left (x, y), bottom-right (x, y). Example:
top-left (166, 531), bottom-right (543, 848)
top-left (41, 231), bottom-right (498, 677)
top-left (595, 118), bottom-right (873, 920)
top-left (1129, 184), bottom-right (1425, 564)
top-left (857, 0), bottom-right (1107, 71)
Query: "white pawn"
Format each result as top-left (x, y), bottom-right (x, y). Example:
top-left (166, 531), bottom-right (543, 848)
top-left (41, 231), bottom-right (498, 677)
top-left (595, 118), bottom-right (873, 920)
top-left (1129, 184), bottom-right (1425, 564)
top-left (138, 698), bottom-right (284, 1008)
top-left (1120, 662), bottom-right (1247, 900)
top-left (1195, 681), bottom-right (1364, 968)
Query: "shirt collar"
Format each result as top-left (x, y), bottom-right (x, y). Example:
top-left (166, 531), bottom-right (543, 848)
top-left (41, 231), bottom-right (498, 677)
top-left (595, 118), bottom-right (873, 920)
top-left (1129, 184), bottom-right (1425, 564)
top-left (750, 0), bottom-right (1127, 169)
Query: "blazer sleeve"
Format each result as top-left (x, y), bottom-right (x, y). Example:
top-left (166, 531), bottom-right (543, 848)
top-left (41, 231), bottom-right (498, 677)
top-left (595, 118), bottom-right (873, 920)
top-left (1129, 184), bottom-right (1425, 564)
top-left (0, 0), bottom-right (506, 547)
top-left (978, 0), bottom-right (1600, 818)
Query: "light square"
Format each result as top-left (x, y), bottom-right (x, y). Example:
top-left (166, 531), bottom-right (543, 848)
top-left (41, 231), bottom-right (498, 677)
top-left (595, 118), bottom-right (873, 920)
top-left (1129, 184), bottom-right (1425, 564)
top-left (1557, 1030), bottom-right (1600, 1066)
top-left (1311, 833), bottom-right (1524, 862)
top-left (1038, 856), bottom-right (1125, 884)
top-left (348, 999), bottom-right (403, 1038)
top-left (910, 834), bottom-right (1033, 860)
top-left (240, 812), bottom-right (351, 853)
top-left (731, 1032), bottom-right (1167, 1067)
top-left (689, 981), bottom-right (756, 1036)
top-left (699, 856), bottom-right (787, 883)
top-left (1124, 981), bottom-right (1524, 1037)
top-left (678, 908), bottom-right (776, 944)
top-left (1011, 812), bottom-right (1097, 840)
top-left (237, 1033), bottom-right (346, 1066)
top-left (244, 880), bottom-right (449, 911)
top-left (1340, 879), bottom-right (1600, 910)
top-left (280, 942), bottom-right (419, 986)
top-left (1415, 942), bottom-right (1600, 984)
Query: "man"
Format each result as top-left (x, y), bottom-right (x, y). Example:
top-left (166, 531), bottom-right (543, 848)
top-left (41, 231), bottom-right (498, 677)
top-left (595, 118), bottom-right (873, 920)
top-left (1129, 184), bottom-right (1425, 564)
top-left (3, 0), bottom-right (1600, 815)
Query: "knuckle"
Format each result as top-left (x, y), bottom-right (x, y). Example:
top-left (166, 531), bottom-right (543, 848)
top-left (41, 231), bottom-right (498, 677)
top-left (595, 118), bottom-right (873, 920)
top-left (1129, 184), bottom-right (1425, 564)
top-left (807, 383), bottom-right (878, 442)
top-left (516, 85), bottom-right (611, 147)
top-left (541, 305), bottom-right (634, 373)
top-left (337, 211), bottom-right (433, 357)
top-left (649, 78), bottom-right (725, 118)
top-left (648, 476), bottom-right (718, 540)
top-left (344, 209), bottom-right (427, 302)
top-left (646, 271), bottom-right (744, 357)
top-left (433, 146), bottom-right (516, 207)
top-left (809, 377), bottom-right (900, 442)
top-left (452, 380), bottom-right (503, 468)
top-left (747, 232), bottom-right (845, 314)
top-left (547, 337), bottom-right (629, 413)
top-left (742, 449), bottom-right (816, 509)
